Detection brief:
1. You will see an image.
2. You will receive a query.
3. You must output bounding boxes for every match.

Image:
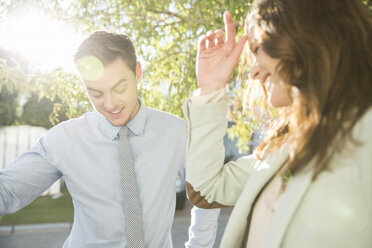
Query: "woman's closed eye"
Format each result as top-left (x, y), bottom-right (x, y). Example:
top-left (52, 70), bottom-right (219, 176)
top-left (252, 45), bottom-right (260, 54)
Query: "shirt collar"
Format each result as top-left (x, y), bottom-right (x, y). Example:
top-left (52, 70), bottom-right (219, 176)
top-left (126, 100), bottom-right (147, 137)
top-left (100, 99), bottom-right (147, 140)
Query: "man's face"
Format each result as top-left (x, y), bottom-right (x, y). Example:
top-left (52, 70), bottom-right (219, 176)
top-left (82, 57), bottom-right (142, 126)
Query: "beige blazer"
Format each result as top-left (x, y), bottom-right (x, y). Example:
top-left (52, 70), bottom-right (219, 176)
top-left (183, 99), bottom-right (372, 248)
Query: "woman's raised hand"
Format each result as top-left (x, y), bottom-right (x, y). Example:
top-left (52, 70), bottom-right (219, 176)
top-left (196, 11), bottom-right (248, 95)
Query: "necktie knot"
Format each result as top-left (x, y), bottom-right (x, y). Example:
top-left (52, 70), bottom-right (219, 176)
top-left (119, 126), bottom-right (129, 138)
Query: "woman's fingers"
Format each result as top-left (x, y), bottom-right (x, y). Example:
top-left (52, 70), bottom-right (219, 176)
top-left (206, 30), bottom-right (215, 49)
top-left (214, 29), bottom-right (225, 46)
top-left (224, 11), bottom-right (236, 47)
top-left (198, 35), bottom-right (207, 51)
top-left (230, 35), bottom-right (248, 64)
top-left (199, 11), bottom-right (239, 51)
top-left (200, 29), bottom-right (226, 49)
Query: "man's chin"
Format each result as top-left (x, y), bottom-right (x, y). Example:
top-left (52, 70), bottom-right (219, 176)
top-left (106, 116), bottom-right (130, 127)
top-left (110, 120), bottom-right (128, 127)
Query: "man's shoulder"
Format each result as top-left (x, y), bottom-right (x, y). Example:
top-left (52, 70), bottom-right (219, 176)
top-left (50, 111), bottom-right (99, 131)
top-left (145, 106), bottom-right (186, 127)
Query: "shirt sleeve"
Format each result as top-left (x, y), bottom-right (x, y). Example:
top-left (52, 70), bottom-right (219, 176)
top-left (0, 140), bottom-right (62, 215)
top-left (185, 206), bottom-right (221, 248)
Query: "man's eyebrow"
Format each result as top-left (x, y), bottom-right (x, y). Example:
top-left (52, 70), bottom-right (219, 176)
top-left (86, 87), bottom-right (102, 93)
top-left (86, 78), bottom-right (128, 92)
top-left (112, 78), bottom-right (128, 89)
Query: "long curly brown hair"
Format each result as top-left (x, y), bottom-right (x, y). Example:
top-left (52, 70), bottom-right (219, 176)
top-left (245, 0), bottom-right (372, 179)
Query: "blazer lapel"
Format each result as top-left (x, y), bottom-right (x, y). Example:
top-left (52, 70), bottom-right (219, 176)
top-left (266, 163), bottom-right (314, 248)
top-left (220, 144), bottom-right (290, 248)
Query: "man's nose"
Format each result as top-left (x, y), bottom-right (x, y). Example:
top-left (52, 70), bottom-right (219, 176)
top-left (103, 94), bottom-right (117, 109)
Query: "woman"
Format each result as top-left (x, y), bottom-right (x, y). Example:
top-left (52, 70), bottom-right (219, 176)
top-left (183, 0), bottom-right (372, 247)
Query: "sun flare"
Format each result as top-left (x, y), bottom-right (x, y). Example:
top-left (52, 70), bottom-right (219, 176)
top-left (0, 9), bottom-right (83, 71)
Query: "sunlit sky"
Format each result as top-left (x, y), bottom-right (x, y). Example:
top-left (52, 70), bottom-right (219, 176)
top-left (0, 8), bottom-right (84, 71)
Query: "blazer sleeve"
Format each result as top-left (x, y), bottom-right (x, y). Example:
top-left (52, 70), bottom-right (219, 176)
top-left (182, 99), bottom-right (258, 208)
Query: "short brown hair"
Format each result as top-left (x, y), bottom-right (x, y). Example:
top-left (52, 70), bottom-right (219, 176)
top-left (74, 31), bottom-right (137, 73)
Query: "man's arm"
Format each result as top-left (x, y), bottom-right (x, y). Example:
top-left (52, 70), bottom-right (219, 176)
top-left (177, 165), bottom-right (220, 248)
top-left (185, 206), bottom-right (220, 248)
top-left (0, 141), bottom-right (62, 215)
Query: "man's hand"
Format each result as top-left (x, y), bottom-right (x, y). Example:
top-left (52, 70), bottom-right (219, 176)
top-left (196, 11), bottom-right (248, 96)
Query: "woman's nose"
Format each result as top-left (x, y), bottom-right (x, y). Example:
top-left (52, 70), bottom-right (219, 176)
top-left (250, 60), bottom-right (269, 83)
top-left (250, 60), bottom-right (260, 80)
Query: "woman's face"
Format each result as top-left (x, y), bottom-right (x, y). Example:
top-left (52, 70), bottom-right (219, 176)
top-left (248, 34), bottom-right (293, 108)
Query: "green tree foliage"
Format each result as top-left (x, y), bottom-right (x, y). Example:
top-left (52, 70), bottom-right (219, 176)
top-left (0, 85), bottom-right (17, 126)
top-left (0, 57), bottom-right (27, 126)
top-left (21, 94), bottom-right (70, 129)
top-left (363, 0), bottom-right (372, 11)
top-left (1, 1), bottom-right (92, 128)
top-left (29, 69), bottom-right (91, 126)
top-left (0, 57), bottom-right (91, 128)
top-left (21, 94), bottom-right (54, 129)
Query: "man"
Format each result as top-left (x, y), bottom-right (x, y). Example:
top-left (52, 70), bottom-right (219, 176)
top-left (0, 31), bottom-right (220, 247)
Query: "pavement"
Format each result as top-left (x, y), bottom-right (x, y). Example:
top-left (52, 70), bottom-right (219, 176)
top-left (0, 222), bottom-right (72, 236)
top-left (0, 201), bottom-right (233, 248)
